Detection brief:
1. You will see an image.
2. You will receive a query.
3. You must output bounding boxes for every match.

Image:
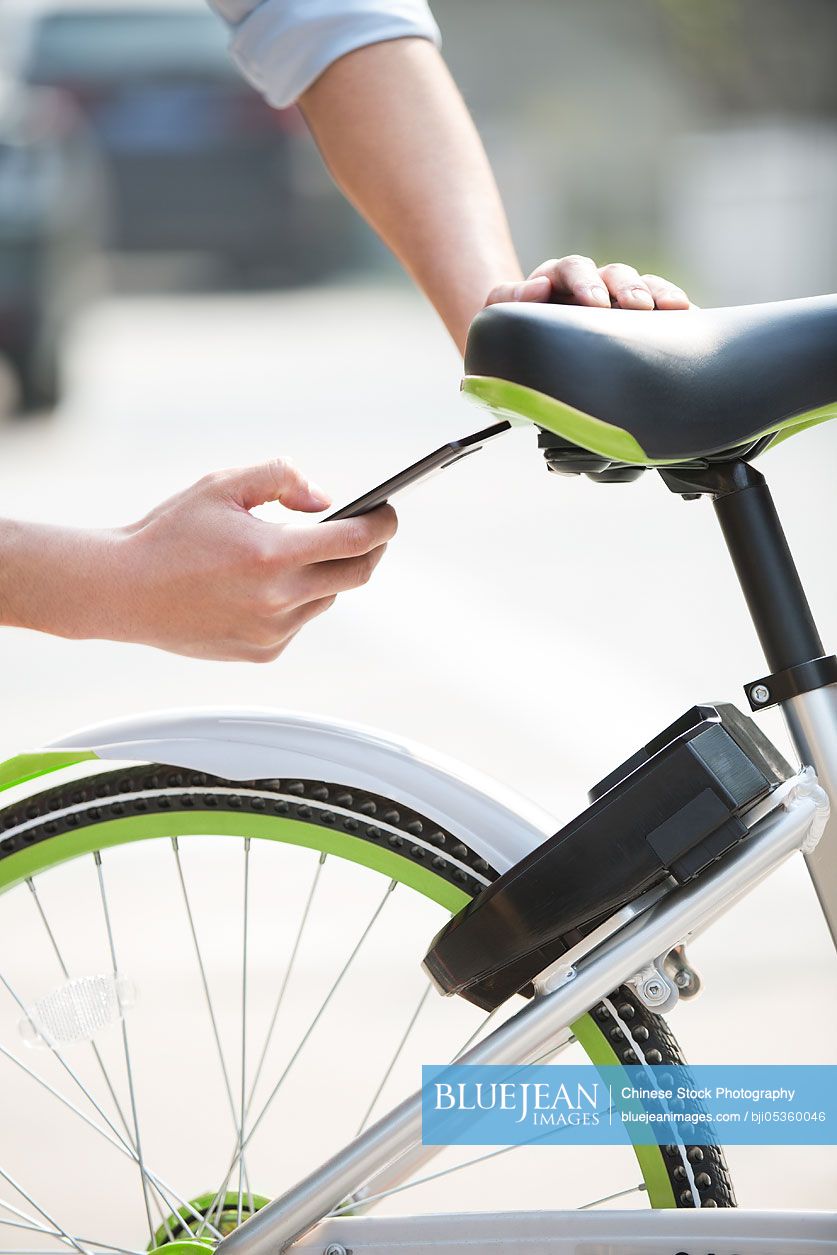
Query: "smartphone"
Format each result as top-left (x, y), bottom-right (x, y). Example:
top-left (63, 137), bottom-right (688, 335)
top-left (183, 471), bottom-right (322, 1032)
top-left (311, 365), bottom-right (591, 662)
top-left (323, 420), bottom-right (511, 522)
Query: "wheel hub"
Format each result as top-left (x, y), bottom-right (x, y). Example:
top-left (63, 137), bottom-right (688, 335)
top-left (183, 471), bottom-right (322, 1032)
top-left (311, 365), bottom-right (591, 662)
top-left (149, 1192), bottom-right (270, 1249)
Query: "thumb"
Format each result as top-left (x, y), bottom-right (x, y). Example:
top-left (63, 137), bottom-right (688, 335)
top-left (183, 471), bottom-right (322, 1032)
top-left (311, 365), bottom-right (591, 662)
top-left (220, 458), bottom-right (331, 513)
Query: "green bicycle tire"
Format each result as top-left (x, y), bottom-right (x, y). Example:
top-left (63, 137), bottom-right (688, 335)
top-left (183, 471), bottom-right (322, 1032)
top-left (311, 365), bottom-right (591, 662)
top-left (0, 762), bottom-right (735, 1224)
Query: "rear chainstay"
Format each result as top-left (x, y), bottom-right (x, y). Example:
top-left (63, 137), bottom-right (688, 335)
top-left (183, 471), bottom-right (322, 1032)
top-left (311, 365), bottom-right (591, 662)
top-left (0, 764), bottom-right (735, 1208)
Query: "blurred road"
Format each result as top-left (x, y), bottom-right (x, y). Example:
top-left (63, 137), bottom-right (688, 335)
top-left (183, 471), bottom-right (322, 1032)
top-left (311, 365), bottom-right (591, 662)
top-left (1, 283), bottom-right (835, 1210)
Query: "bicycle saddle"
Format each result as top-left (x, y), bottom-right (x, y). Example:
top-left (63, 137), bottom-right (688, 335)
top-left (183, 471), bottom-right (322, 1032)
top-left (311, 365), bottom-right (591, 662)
top-left (463, 293), bottom-right (837, 467)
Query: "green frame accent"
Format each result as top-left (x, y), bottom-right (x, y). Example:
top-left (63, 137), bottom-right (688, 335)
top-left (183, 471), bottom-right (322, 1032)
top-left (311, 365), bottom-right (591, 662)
top-left (0, 750), bottom-right (98, 796)
top-left (0, 793), bottom-right (676, 1210)
top-left (463, 376), bottom-right (837, 467)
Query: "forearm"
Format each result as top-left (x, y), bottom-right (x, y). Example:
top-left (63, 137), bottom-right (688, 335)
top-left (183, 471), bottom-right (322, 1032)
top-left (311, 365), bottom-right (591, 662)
top-left (0, 519), bottom-right (124, 639)
top-left (0, 462), bottom-right (397, 661)
top-left (299, 38), bottom-right (522, 354)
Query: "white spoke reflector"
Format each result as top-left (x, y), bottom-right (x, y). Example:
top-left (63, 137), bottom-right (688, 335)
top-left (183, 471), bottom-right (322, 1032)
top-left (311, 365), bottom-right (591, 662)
top-left (20, 975), bottom-right (135, 1047)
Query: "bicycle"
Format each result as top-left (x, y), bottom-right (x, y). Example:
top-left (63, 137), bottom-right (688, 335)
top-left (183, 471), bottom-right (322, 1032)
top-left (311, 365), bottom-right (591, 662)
top-left (0, 292), bottom-right (835, 1255)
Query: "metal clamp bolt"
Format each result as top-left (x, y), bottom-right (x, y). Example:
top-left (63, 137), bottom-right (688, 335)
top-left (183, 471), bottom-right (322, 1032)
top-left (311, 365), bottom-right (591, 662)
top-left (629, 962), bottom-right (678, 1011)
top-left (324, 1245), bottom-right (349, 1255)
top-left (641, 978), bottom-right (667, 1004)
top-left (750, 683), bottom-right (771, 705)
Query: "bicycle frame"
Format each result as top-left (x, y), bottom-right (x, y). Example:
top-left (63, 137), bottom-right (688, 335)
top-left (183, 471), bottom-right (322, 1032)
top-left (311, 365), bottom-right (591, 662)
top-left (787, 684), bottom-right (837, 944)
top-left (289, 1208), bottom-right (836, 1252)
top-left (44, 456), bottom-right (837, 1252)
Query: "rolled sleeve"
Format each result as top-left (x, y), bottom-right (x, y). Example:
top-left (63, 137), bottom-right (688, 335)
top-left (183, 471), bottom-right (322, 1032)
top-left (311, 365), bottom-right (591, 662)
top-left (209, 0), bottom-right (441, 108)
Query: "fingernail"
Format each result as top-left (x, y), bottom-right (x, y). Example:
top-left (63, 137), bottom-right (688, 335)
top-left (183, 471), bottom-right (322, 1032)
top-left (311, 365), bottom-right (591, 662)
top-left (664, 286), bottom-right (689, 304)
top-left (513, 276), bottom-right (550, 300)
top-left (630, 287), bottom-right (655, 310)
top-left (583, 284), bottom-right (611, 307)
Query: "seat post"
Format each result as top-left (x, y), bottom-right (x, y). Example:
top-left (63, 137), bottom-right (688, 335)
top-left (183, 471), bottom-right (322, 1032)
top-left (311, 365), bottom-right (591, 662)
top-left (661, 459), bottom-right (837, 955)
top-left (710, 461), bottom-right (824, 673)
top-left (660, 460), bottom-right (825, 675)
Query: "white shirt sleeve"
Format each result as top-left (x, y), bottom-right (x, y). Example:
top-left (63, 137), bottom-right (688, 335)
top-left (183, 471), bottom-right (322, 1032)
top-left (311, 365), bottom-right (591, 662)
top-left (208, 0), bottom-right (441, 108)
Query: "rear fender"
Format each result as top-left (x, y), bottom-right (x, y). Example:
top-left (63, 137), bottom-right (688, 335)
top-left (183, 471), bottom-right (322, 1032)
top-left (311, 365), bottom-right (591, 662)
top-left (46, 708), bottom-right (555, 875)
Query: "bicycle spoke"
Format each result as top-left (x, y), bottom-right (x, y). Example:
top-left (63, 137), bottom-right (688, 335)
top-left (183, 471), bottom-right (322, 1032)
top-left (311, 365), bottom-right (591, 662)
top-left (0, 1043), bottom-right (160, 1206)
top-left (331, 1104), bottom-right (622, 1217)
top-left (329, 1143), bottom-right (523, 1217)
top-left (344, 1001), bottom-right (505, 1211)
top-left (356, 984), bottom-right (431, 1136)
top-left (0, 1196), bottom-right (63, 1238)
top-left (26, 879), bottom-right (135, 1148)
top-left (0, 1037), bottom-right (218, 1244)
top-left (0, 1215), bottom-right (141, 1255)
top-left (93, 852), bottom-right (156, 1248)
top-left (453, 1007), bottom-right (501, 1060)
top-left (203, 850), bottom-right (328, 1238)
top-left (0, 974), bottom-right (143, 1180)
top-left (25, 878), bottom-right (176, 1244)
top-left (0, 1167), bottom-right (90, 1255)
top-left (236, 838), bottom-right (253, 1227)
top-left (579, 1183), bottom-right (647, 1209)
top-left (351, 1016), bottom-right (578, 1216)
top-left (245, 852), bottom-right (326, 1116)
top-left (246, 876), bottom-right (397, 1143)
top-left (529, 1031), bottom-right (575, 1064)
top-left (456, 1014), bottom-right (572, 1065)
top-left (200, 878), bottom-right (397, 1235)
top-left (171, 839), bottom-right (252, 1207)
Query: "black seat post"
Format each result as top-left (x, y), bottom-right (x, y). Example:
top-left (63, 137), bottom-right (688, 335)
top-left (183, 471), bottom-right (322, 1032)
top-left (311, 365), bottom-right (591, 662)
top-left (711, 462), bottom-right (824, 674)
top-left (660, 461), bottom-right (826, 677)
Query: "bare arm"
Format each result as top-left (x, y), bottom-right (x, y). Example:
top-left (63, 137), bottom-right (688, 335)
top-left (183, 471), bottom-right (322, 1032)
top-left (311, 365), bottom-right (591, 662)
top-left (299, 38), bottom-right (524, 354)
top-left (300, 39), bottom-right (690, 354)
top-left (1, 27), bottom-right (687, 657)
top-left (0, 462), bottom-right (396, 661)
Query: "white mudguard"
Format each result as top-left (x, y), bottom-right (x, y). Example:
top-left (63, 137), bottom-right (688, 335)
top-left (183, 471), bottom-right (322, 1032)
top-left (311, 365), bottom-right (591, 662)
top-left (51, 708), bottom-right (556, 874)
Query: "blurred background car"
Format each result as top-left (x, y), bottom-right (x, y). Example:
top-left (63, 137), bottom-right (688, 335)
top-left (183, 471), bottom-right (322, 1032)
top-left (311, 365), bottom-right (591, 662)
top-left (0, 0), bottom-right (359, 413)
top-left (0, 76), bottom-right (105, 413)
top-left (7, 0), bottom-right (353, 287)
top-left (0, 0), bottom-right (832, 417)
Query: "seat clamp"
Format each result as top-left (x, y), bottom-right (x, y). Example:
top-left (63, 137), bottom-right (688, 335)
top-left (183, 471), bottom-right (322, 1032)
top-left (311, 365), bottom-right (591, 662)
top-left (745, 655), bottom-right (837, 712)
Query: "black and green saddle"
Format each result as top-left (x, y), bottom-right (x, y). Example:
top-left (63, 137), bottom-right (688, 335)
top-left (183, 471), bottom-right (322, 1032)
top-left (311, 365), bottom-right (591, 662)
top-left (464, 293), bottom-right (837, 468)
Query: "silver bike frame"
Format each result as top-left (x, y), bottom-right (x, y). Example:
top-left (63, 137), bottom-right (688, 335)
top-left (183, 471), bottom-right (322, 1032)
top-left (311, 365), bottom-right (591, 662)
top-left (217, 708), bottom-right (833, 1255)
top-left (291, 1208), bottom-right (836, 1253)
top-left (785, 684), bottom-right (837, 946)
top-left (290, 1208), bottom-right (836, 1253)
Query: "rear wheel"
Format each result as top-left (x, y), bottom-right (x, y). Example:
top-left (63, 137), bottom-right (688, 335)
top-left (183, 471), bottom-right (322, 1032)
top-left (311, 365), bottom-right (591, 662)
top-left (0, 763), bottom-right (734, 1253)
